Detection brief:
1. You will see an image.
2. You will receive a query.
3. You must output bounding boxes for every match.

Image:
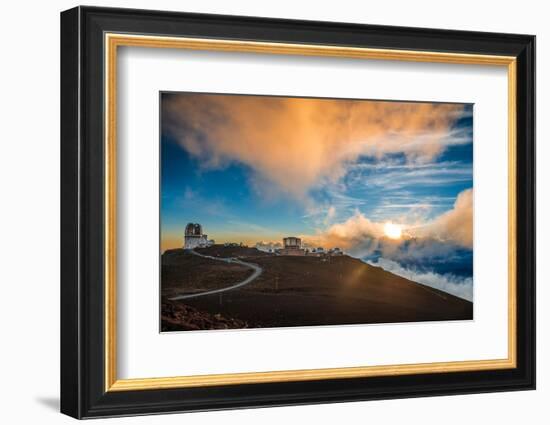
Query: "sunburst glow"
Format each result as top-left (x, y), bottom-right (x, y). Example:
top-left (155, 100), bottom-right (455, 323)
top-left (384, 222), bottom-right (403, 239)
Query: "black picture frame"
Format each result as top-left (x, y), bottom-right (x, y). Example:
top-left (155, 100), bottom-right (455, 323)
top-left (61, 5), bottom-right (535, 419)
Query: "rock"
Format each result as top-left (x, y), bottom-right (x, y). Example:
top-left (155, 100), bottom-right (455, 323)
top-left (161, 300), bottom-right (247, 331)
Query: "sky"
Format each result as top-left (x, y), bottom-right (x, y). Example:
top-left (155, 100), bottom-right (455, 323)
top-left (161, 92), bottom-right (474, 300)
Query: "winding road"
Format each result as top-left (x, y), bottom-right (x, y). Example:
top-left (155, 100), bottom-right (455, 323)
top-left (169, 249), bottom-right (263, 300)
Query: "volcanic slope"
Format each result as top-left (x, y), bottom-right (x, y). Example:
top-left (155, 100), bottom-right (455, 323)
top-left (161, 246), bottom-right (472, 330)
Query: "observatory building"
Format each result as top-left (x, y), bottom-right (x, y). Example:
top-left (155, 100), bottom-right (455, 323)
top-left (280, 236), bottom-right (305, 256)
top-left (184, 223), bottom-right (214, 249)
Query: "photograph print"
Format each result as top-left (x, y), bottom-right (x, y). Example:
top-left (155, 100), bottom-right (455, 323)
top-left (160, 92), bottom-right (474, 332)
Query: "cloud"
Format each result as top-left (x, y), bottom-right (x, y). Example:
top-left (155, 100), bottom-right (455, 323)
top-left (374, 238), bottom-right (473, 278)
top-left (303, 213), bottom-right (384, 254)
top-left (367, 258), bottom-right (473, 301)
top-left (347, 160), bottom-right (473, 190)
top-left (162, 93), bottom-right (470, 199)
top-left (302, 188), bottom-right (473, 254)
top-left (410, 188), bottom-right (473, 248)
top-left (324, 206), bottom-right (336, 225)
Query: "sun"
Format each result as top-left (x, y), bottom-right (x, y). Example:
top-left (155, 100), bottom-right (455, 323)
top-left (384, 222), bottom-right (402, 239)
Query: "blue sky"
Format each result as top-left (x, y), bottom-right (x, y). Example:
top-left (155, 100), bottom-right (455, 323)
top-left (161, 138), bottom-right (312, 242)
top-left (161, 93), bottom-right (474, 299)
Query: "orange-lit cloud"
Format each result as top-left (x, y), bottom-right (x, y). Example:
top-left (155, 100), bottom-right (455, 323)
top-left (411, 188), bottom-right (473, 248)
top-left (163, 94), bottom-right (469, 199)
top-left (303, 213), bottom-right (384, 251)
top-left (302, 189), bottom-right (473, 251)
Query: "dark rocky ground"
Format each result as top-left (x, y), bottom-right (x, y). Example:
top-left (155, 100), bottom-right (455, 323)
top-left (161, 300), bottom-right (249, 331)
top-left (161, 246), bottom-right (473, 331)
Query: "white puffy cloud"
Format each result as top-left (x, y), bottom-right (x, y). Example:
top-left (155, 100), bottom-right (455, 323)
top-left (367, 258), bottom-right (473, 301)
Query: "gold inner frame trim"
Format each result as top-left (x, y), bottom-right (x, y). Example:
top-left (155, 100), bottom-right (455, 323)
top-left (104, 33), bottom-right (518, 392)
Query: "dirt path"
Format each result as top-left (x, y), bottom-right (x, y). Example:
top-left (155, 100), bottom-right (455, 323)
top-left (169, 249), bottom-right (263, 300)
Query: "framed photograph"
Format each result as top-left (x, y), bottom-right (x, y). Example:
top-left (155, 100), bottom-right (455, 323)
top-left (60, 6), bottom-right (535, 419)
